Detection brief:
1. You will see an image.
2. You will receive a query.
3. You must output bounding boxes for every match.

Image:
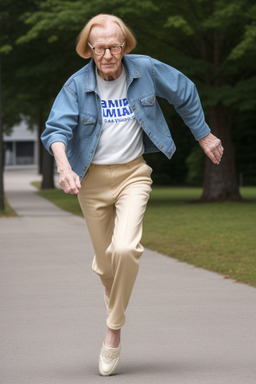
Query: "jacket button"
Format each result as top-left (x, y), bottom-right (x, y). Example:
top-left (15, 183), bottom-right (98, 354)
top-left (150, 98), bottom-right (155, 104)
top-left (82, 119), bottom-right (86, 123)
top-left (83, 167), bottom-right (86, 171)
top-left (96, 133), bottom-right (99, 137)
top-left (91, 149), bottom-right (94, 153)
top-left (140, 120), bottom-right (143, 125)
top-left (99, 120), bottom-right (102, 124)
top-left (132, 105), bottom-right (136, 111)
top-left (160, 145), bottom-right (163, 149)
top-left (148, 131), bottom-right (151, 136)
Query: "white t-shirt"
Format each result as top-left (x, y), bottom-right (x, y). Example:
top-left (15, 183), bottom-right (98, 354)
top-left (92, 66), bottom-right (144, 164)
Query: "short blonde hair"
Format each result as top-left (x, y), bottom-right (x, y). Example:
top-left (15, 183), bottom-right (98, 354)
top-left (76, 14), bottom-right (136, 59)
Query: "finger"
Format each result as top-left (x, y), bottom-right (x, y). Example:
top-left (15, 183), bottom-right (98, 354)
top-left (204, 147), bottom-right (219, 164)
top-left (59, 171), bottom-right (81, 194)
top-left (59, 177), bottom-right (70, 193)
top-left (75, 175), bottom-right (81, 190)
top-left (211, 139), bottom-right (224, 163)
top-left (69, 175), bottom-right (81, 194)
top-left (69, 173), bottom-right (82, 194)
top-left (215, 143), bottom-right (224, 162)
top-left (216, 146), bottom-right (224, 162)
top-left (68, 179), bottom-right (79, 194)
top-left (59, 175), bottom-right (76, 194)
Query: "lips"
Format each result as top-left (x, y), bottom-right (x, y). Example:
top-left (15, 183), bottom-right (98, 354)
top-left (103, 63), bottom-right (115, 66)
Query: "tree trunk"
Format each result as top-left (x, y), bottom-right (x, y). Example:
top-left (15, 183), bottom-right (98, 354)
top-left (0, 127), bottom-right (4, 210)
top-left (41, 147), bottom-right (55, 189)
top-left (0, 51), bottom-right (4, 211)
top-left (200, 105), bottom-right (242, 202)
top-left (39, 107), bottom-right (55, 190)
top-left (37, 114), bottom-right (43, 175)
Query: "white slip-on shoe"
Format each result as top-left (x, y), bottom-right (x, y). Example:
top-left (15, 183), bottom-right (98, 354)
top-left (104, 292), bottom-right (110, 310)
top-left (99, 343), bottom-right (121, 376)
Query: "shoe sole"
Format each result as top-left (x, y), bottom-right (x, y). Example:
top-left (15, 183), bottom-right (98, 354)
top-left (99, 355), bottom-right (120, 376)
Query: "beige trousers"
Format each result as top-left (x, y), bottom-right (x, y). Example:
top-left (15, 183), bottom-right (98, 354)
top-left (78, 156), bottom-right (152, 330)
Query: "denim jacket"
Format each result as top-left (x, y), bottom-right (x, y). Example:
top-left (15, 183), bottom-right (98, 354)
top-left (41, 54), bottom-right (210, 180)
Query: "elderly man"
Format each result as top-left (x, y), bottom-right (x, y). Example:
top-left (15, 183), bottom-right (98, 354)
top-left (41, 14), bottom-right (223, 376)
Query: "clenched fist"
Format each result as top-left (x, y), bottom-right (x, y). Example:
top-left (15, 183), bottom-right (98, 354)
top-left (199, 133), bottom-right (224, 165)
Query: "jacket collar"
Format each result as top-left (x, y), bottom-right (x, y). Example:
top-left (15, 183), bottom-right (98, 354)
top-left (123, 55), bottom-right (141, 85)
top-left (84, 55), bottom-right (141, 92)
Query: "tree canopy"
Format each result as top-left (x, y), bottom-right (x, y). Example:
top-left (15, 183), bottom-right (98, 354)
top-left (1, 0), bottom-right (256, 200)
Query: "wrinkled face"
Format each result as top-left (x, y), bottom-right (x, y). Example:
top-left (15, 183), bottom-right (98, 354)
top-left (89, 23), bottom-right (125, 81)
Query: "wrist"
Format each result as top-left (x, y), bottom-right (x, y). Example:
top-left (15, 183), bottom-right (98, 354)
top-left (57, 165), bottom-right (72, 174)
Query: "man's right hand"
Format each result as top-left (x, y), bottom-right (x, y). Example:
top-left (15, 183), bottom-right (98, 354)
top-left (58, 168), bottom-right (81, 195)
top-left (50, 142), bottom-right (81, 195)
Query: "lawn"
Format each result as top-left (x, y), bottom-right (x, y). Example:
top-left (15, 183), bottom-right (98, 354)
top-left (33, 183), bottom-right (256, 287)
top-left (142, 187), bottom-right (256, 287)
top-left (0, 198), bottom-right (17, 217)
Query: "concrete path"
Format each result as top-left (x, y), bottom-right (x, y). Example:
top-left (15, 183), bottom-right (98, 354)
top-left (1, 167), bottom-right (256, 384)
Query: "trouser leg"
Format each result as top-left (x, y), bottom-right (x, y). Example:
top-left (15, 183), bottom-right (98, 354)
top-left (78, 176), bottom-right (115, 292)
top-left (106, 176), bottom-right (152, 329)
top-left (78, 157), bottom-right (152, 329)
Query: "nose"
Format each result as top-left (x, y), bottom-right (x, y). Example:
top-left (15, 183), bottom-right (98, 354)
top-left (103, 48), bottom-right (112, 59)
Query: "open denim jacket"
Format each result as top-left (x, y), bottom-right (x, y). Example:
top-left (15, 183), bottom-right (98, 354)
top-left (41, 54), bottom-right (210, 181)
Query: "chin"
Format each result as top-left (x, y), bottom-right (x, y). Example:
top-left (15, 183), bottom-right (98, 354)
top-left (99, 66), bottom-right (121, 80)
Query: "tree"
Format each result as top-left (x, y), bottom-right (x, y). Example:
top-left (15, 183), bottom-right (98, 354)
top-left (114, 0), bottom-right (256, 200)
top-left (0, 50), bottom-right (4, 210)
top-left (2, 0), bottom-right (101, 189)
top-left (233, 109), bottom-right (256, 185)
top-left (149, 0), bottom-right (256, 201)
top-left (3, 0), bottom-right (256, 200)
top-left (1, 0), bottom-right (80, 189)
top-left (0, 0), bottom-right (52, 190)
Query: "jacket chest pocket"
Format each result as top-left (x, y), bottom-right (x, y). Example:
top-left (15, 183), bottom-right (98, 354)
top-left (140, 94), bottom-right (156, 120)
top-left (78, 113), bottom-right (97, 137)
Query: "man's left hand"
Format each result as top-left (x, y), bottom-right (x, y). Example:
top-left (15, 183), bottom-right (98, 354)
top-left (198, 133), bottom-right (224, 165)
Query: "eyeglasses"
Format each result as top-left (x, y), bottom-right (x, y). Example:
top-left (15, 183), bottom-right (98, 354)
top-left (88, 42), bottom-right (125, 56)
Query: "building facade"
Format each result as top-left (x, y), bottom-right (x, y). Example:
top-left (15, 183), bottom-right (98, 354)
top-left (4, 121), bottom-right (38, 166)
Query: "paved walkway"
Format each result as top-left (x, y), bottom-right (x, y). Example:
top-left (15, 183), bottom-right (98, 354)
top-left (1, 167), bottom-right (256, 384)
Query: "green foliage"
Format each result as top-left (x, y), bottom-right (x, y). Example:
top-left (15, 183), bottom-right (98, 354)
top-left (16, 0), bottom-right (90, 44)
top-left (1, 0), bottom-right (256, 187)
top-left (164, 16), bottom-right (194, 35)
top-left (228, 5), bottom-right (256, 59)
top-left (0, 45), bottom-right (13, 54)
top-left (3, 0), bottom-right (256, 115)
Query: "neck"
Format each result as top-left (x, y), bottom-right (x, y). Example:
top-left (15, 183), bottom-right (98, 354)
top-left (98, 66), bottom-right (122, 82)
top-left (103, 75), bottom-right (116, 81)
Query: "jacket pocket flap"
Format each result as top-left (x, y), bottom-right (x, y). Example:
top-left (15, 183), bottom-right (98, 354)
top-left (141, 94), bottom-right (156, 106)
top-left (80, 114), bottom-right (97, 125)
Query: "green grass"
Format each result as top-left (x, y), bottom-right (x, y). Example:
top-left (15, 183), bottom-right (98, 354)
top-left (142, 187), bottom-right (256, 287)
top-left (0, 198), bottom-right (17, 217)
top-left (32, 182), bottom-right (256, 287)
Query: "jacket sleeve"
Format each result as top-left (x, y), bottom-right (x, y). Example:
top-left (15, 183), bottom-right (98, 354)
top-left (151, 57), bottom-right (210, 140)
top-left (41, 80), bottom-right (79, 155)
